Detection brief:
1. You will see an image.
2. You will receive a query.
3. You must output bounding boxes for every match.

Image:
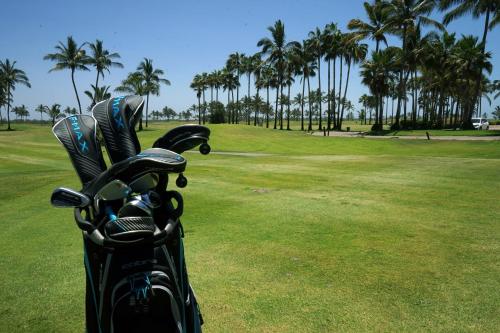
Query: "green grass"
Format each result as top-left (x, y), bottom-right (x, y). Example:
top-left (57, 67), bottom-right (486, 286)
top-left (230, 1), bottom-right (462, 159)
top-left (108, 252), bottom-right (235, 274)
top-left (369, 129), bottom-right (500, 137)
top-left (1, 122), bottom-right (500, 332)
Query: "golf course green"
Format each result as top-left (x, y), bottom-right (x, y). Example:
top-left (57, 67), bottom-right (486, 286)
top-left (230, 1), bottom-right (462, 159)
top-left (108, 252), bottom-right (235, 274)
top-left (1, 122), bottom-right (499, 332)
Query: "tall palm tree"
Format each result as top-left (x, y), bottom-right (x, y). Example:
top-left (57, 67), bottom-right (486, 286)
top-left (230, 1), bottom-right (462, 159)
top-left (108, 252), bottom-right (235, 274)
top-left (283, 54), bottom-right (296, 130)
top-left (226, 53), bottom-right (244, 123)
top-left (253, 56), bottom-right (264, 126)
top-left (258, 20), bottom-right (296, 130)
top-left (0, 59), bottom-right (31, 130)
top-left (348, 0), bottom-right (391, 53)
top-left (136, 58), bottom-right (171, 128)
top-left (35, 104), bottom-right (48, 124)
top-left (440, 0), bottom-right (499, 128)
top-left (291, 40), bottom-right (316, 131)
top-left (0, 75), bottom-right (10, 126)
top-left (241, 55), bottom-right (256, 114)
top-left (44, 36), bottom-right (90, 114)
top-left (324, 24), bottom-right (343, 130)
top-left (308, 27), bottom-right (326, 130)
top-left (260, 65), bottom-right (275, 128)
top-left (88, 40), bottom-right (123, 107)
top-left (338, 35), bottom-right (368, 130)
top-left (361, 48), bottom-right (398, 130)
top-left (388, 0), bottom-right (443, 129)
top-left (191, 74), bottom-right (205, 124)
top-left (451, 35), bottom-right (492, 125)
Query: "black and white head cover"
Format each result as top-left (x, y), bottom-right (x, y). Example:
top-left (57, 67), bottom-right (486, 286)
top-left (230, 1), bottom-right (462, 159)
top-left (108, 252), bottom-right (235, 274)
top-left (92, 95), bottom-right (144, 163)
top-left (52, 115), bottom-right (107, 185)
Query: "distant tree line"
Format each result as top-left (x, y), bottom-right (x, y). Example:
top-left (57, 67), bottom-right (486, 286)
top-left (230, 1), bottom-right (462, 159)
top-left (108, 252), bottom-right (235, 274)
top-left (190, 0), bottom-right (499, 130)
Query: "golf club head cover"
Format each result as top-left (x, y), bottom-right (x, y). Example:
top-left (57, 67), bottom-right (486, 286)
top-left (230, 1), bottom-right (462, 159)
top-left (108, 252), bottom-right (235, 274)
top-left (153, 124), bottom-right (210, 153)
top-left (52, 115), bottom-right (107, 185)
top-left (92, 95), bottom-right (144, 163)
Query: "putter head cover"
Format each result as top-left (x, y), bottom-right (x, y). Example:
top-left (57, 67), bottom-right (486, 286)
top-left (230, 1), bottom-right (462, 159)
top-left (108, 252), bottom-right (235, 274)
top-left (92, 95), bottom-right (144, 163)
top-left (52, 115), bottom-right (107, 185)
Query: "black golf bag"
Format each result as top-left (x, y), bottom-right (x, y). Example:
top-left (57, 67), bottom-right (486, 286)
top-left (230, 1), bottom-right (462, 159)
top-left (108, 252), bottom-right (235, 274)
top-left (50, 96), bottom-right (210, 332)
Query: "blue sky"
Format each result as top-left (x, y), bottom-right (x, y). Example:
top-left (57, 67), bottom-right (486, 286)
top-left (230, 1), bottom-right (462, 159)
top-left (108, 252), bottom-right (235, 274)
top-left (1, 0), bottom-right (499, 118)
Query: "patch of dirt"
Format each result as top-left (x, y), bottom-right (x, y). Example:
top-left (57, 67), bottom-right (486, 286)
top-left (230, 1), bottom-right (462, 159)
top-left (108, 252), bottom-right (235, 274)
top-left (252, 188), bottom-right (270, 194)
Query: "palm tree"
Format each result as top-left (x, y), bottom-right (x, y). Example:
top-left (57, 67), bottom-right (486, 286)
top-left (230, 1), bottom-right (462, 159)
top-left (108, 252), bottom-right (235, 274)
top-left (451, 35), bottom-right (492, 126)
top-left (44, 36), bottom-right (90, 114)
top-left (88, 40), bottom-right (123, 107)
top-left (47, 104), bottom-right (64, 126)
top-left (35, 104), bottom-right (48, 124)
top-left (136, 58), bottom-right (171, 128)
top-left (115, 72), bottom-right (146, 129)
top-left (324, 24), bottom-right (342, 130)
top-left (338, 35), bottom-right (368, 130)
top-left (191, 74), bottom-right (203, 124)
top-left (0, 59), bottom-right (31, 130)
top-left (84, 84), bottom-right (111, 110)
top-left (258, 20), bottom-right (296, 130)
top-left (440, 0), bottom-right (499, 128)
top-left (291, 40), bottom-right (316, 131)
top-left (308, 27), bottom-right (326, 130)
top-left (241, 55), bottom-right (256, 116)
top-left (361, 48), bottom-right (398, 130)
top-left (226, 53), bottom-right (244, 123)
top-left (387, 0), bottom-right (443, 129)
top-left (253, 57), bottom-right (264, 126)
top-left (63, 106), bottom-right (78, 115)
top-left (13, 105), bottom-right (29, 121)
top-left (348, 0), bottom-right (391, 53)
top-left (260, 65), bottom-right (275, 128)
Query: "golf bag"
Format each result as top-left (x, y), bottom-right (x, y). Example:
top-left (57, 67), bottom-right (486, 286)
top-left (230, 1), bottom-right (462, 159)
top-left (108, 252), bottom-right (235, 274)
top-left (50, 96), bottom-right (210, 332)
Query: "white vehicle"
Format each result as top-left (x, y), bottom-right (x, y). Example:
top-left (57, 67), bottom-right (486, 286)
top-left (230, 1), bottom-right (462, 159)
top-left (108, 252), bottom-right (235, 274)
top-left (472, 118), bottom-right (489, 130)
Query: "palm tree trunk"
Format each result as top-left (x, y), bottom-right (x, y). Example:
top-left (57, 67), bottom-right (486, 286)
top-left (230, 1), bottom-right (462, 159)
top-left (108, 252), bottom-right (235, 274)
top-left (198, 95), bottom-right (201, 125)
top-left (145, 93), bottom-right (150, 128)
top-left (339, 58), bottom-right (351, 130)
top-left (317, 55), bottom-right (322, 130)
top-left (395, 24), bottom-right (407, 129)
top-left (273, 85), bottom-right (279, 129)
top-left (307, 76), bottom-right (313, 131)
top-left (254, 88), bottom-right (260, 126)
top-left (327, 59), bottom-right (331, 130)
top-left (236, 70), bottom-right (240, 124)
top-left (227, 89), bottom-right (231, 123)
top-left (266, 85), bottom-right (270, 128)
top-left (385, 95), bottom-right (389, 125)
top-left (6, 86), bottom-right (11, 130)
top-left (286, 84), bottom-right (291, 130)
top-left (332, 58), bottom-right (337, 129)
top-left (202, 89), bottom-right (206, 125)
top-left (466, 9), bottom-right (490, 129)
top-left (336, 55), bottom-right (343, 129)
top-left (71, 69), bottom-right (82, 114)
top-left (301, 77), bottom-right (306, 131)
top-left (92, 71), bottom-right (100, 107)
top-left (279, 82), bottom-right (284, 130)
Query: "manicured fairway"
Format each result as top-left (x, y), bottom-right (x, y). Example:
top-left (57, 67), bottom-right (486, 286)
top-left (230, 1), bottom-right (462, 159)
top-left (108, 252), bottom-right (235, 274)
top-left (1, 122), bottom-right (499, 332)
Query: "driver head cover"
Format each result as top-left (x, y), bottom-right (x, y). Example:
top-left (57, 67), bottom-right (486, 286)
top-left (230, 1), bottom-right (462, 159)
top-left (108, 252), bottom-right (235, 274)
top-left (92, 95), bottom-right (144, 163)
top-left (52, 115), bottom-right (107, 185)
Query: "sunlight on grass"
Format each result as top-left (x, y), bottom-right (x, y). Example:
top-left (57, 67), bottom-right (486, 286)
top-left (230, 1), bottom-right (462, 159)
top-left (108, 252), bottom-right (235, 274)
top-left (0, 123), bottom-right (499, 332)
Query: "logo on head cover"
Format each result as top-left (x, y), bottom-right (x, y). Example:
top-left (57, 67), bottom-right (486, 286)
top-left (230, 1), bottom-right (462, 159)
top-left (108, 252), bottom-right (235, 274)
top-left (112, 96), bottom-right (126, 130)
top-left (69, 116), bottom-right (89, 154)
